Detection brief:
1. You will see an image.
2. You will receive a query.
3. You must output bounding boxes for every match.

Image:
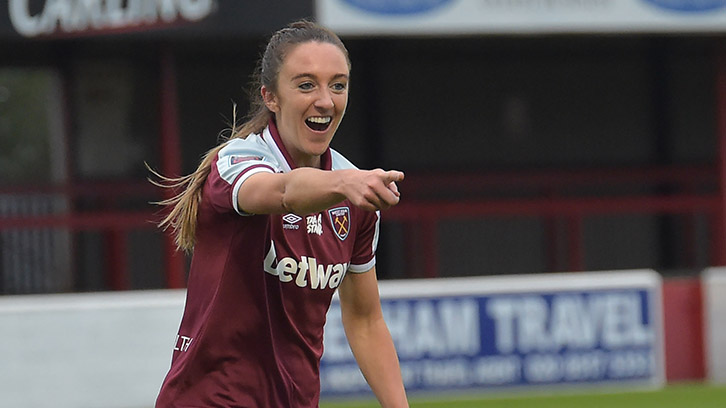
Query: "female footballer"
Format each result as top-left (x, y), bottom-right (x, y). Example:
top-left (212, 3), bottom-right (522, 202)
top-left (153, 20), bottom-right (409, 407)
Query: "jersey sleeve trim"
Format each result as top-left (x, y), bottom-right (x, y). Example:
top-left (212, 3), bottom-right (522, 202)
top-left (372, 211), bottom-right (380, 254)
top-left (232, 164), bottom-right (276, 216)
top-left (348, 257), bottom-right (376, 274)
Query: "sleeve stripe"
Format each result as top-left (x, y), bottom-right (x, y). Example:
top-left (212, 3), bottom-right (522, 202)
top-left (232, 164), bottom-right (275, 215)
top-left (372, 210), bottom-right (380, 254)
top-left (348, 257), bottom-right (376, 273)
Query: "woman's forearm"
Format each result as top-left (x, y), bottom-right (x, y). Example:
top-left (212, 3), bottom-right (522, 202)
top-left (344, 315), bottom-right (409, 408)
top-left (238, 167), bottom-right (402, 216)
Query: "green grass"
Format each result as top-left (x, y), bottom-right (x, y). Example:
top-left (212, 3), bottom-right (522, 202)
top-left (320, 383), bottom-right (726, 408)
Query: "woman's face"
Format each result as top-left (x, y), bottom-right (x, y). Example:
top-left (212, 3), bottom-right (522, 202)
top-left (262, 41), bottom-right (349, 168)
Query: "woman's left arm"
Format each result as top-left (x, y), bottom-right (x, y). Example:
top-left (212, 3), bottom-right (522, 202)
top-left (338, 267), bottom-right (409, 408)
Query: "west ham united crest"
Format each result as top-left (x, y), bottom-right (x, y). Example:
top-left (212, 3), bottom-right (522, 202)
top-left (328, 207), bottom-right (350, 241)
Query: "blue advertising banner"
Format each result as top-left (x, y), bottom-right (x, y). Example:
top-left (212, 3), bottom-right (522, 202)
top-left (317, 0), bottom-right (726, 35)
top-left (320, 270), bottom-right (664, 397)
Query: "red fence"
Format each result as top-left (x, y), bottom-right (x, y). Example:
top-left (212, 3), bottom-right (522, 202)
top-left (0, 164), bottom-right (723, 290)
top-left (0, 181), bottom-right (181, 292)
top-left (387, 164), bottom-right (724, 278)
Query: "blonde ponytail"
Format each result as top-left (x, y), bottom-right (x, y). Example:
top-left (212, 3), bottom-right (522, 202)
top-left (150, 107), bottom-right (270, 252)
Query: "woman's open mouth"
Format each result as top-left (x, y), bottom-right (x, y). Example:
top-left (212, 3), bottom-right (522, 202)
top-left (305, 116), bottom-right (332, 132)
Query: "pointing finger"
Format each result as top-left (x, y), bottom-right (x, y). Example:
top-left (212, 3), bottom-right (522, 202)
top-left (388, 181), bottom-right (400, 197)
top-left (383, 170), bottom-right (405, 184)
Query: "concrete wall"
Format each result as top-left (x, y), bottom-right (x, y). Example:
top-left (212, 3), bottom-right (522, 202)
top-left (2, 269), bottom-right (723, 406)
top-left (0, 290), bottom-right (185, 408)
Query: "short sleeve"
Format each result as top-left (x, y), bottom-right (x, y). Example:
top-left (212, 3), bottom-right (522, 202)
top-left (347, 210), bottom-right (380, 273)
top-left (207, 138), bottom-right (280, 215)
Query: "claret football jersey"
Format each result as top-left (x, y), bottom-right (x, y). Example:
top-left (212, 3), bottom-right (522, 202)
top-left (155, 121), bottom-right (380, 408)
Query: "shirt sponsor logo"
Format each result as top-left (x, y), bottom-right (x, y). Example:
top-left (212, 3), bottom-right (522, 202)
top-left (173, 334), bottom-right (193, 352)
top-left (264, 241), bottom-right (348, 290)
top-left (282, 213), bottom-right (302, 230)
top-left (307, 213), bottom-right (323, 236)
top-left (328, 207), bottom-right (350, 241)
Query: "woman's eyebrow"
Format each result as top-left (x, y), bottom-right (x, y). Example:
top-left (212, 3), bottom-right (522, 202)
top-left (291, 73), bottom-right (314, 81)
top-left (291, 73), bottom-right (349, 81)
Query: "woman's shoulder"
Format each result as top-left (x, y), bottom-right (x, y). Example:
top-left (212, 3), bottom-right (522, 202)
top-left (219, 133), bottom-right (275, 161)
top-left (214, 132), bottom-right (284, 175)
top-left (221, 132), bottom-right (267, 150)
top-left (330, 148), bottom-right (358, 171)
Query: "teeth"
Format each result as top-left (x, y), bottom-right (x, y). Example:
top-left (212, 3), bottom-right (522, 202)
top-left (307, 116), bottom-right (331, 124)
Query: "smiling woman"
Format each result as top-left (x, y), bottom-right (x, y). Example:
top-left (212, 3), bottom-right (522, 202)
top-left (260, 41), bottom-right (349, 167)
top-left (150, 20), bottom-right (409, 408)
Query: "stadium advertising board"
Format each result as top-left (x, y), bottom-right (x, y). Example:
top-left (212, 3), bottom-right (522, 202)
top-left (316, 0), bottom-right (726, 35)
top-left (704, 267), bottom-right (726, 384)
top-left (0, 0), bottom-right (312, 39)
top-left (320, 270), bottom-right (664, 397)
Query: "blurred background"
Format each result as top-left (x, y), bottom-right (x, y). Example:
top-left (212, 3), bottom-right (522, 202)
top-left (1, 0), bottom-right (726, 406)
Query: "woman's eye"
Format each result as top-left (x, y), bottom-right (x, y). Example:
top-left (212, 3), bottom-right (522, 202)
top-left (299, 82), bottom-right (314, 91)
top-left (332, 83), bottom-right (347, 92)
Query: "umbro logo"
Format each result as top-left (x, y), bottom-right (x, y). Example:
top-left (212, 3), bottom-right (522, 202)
top-left (283, 214), bottom-right (301, 224)
top-left (282, 213), bottom-right (302, 230)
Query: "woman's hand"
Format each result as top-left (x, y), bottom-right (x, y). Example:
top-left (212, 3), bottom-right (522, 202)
top-left (341, 169), bottom-right (404, 212)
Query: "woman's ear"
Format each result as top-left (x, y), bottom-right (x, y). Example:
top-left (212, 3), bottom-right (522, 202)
top-left (261, 86), bottom-right (278, 113)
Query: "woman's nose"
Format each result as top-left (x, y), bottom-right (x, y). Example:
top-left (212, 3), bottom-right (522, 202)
top-left (315, 90), bottom-right (335, 110)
